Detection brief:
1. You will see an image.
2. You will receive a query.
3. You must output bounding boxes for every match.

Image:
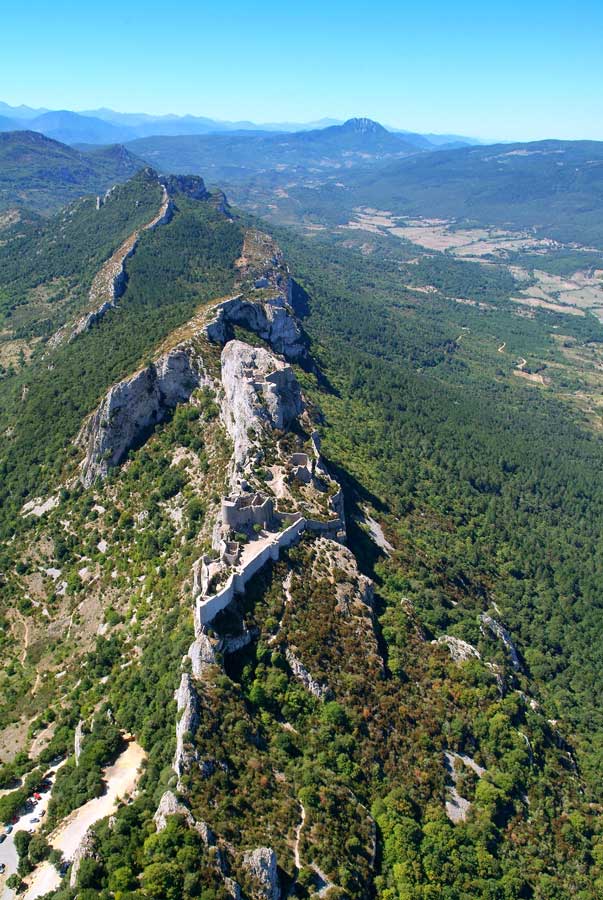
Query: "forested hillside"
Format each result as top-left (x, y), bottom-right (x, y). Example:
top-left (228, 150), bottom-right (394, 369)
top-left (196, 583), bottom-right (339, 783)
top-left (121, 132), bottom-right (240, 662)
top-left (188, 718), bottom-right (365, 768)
top-left (2, 155), bottom-right (603, 900)
top-left (339, 140), bottom-right (603, 246)
top-left (0, 131), bottom-right (143, 214)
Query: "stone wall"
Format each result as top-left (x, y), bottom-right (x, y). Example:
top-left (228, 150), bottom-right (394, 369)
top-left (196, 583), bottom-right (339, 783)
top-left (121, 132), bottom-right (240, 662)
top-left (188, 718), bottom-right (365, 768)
top-left (195, 516), bottom-right (306, 627)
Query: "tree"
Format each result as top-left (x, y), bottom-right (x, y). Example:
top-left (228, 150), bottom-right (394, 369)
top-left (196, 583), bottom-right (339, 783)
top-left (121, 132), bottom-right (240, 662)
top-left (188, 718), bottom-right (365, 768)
top-left (142, 861), bottom-right (184, 900)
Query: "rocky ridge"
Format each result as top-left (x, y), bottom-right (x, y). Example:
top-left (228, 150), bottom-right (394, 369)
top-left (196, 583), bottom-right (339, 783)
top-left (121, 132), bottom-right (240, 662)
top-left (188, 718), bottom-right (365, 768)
top-left (75, 226), bottom-right (373, 897)
top-left (52, 172), bottom-right (210, 346)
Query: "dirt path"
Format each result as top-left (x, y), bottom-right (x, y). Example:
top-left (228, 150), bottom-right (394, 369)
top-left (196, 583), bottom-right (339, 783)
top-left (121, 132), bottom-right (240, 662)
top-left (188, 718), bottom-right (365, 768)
top-left (16, 613), bottom-right (30, 665)
top-left (50, 742), bottom-right (145, 858)
top-left (293, 802), bottom-right (305, 870)
top-left (517, 356), bottom-right (527, 370)
top-left (498, 342), bottom-right (506, 353)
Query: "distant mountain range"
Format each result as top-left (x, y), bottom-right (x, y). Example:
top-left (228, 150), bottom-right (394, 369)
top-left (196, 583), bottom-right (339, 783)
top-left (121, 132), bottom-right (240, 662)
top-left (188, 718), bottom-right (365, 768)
top-left (4, 123), bottom-right (603, 249)
top-left (123, 118), bottom-right (433, 191)
top-left (0, 100), bottom-right (479, 148)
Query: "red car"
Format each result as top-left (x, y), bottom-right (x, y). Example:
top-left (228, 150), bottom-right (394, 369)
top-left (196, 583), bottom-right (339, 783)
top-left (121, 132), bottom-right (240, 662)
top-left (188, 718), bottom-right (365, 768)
top-left (33, 792), bottom-right (41, 800)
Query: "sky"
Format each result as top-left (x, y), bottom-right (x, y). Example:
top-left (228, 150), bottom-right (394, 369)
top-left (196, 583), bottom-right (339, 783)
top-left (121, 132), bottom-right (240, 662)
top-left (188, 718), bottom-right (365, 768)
top-left (2, 0), bottom-right (603, 141)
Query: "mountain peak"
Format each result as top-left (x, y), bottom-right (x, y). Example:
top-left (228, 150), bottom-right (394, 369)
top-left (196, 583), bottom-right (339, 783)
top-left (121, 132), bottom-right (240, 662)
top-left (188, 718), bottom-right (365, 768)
top-left (340, 117), bottom-right (387, 134)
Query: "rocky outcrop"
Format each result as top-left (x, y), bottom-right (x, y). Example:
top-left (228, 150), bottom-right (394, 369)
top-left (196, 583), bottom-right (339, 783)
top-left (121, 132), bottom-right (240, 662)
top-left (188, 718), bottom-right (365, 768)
top-left (205, 294), bottom-right (306, 361)
top-left (220, 341), bottom-right (303, 467)
top-left (74, 719), bottom-right (84, 765)
top-left (242, 847), bottom-right (280, 900)
top-left (154, 790), bottom-right (215, 847)
top-left (436, 635), bottom-right (481, 663)
top-left (79, 346), bottom-right (209, 485)
top-left (70, 829), bottom-right (99, 888)
top-left (285, 649), bottom-right (332, 701)
top-left (480, 613), bottom-right (521, 671)
top-left (174, 673), bottom-right (200, 778)
top-left (189, 631), bottom-right (217, 676)
top-left (154, 789), bottom-right (196, 831)
top-left (160, 173), bottom-right (209, 202)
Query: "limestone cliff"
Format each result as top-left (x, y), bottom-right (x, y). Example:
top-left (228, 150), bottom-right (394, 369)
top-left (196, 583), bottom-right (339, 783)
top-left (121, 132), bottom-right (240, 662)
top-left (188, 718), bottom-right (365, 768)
top-left (79, 345), bottom-right (210, 485)
top-left (242, 847), bottom-right (280, 900)
top-left (205, 294), bottom-right (306, 361)
top-left (220, 340), bottom-right (303, 467)
top-left (174, 673), bottom-right (200, 778)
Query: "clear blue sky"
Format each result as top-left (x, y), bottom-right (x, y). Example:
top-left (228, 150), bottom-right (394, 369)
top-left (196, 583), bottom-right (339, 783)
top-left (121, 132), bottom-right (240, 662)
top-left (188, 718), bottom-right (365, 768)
top-left (2, 0), bottom-right (603, 141)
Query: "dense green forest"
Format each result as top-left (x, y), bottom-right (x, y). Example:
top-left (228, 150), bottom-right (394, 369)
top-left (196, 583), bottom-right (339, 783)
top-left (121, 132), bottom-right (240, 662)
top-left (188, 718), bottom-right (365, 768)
top-left (279, 229), bottom-right (603, 795)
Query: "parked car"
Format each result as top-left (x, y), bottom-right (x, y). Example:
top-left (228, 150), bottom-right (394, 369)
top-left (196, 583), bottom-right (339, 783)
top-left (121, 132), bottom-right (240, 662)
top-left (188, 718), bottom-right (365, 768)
top-left (31, 817), bottom-right (40, 823)
top-left (5, 824), bottom-right (13, 834)
top-left (0, 833), bottom-right (6, 843)
top-left (0, 862), bottom-right (6, 873)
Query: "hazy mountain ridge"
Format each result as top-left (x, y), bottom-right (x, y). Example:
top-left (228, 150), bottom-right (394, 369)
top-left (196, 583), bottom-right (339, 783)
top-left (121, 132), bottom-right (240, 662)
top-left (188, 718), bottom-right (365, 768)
top-left (0, 100), bottom-right (478, 147)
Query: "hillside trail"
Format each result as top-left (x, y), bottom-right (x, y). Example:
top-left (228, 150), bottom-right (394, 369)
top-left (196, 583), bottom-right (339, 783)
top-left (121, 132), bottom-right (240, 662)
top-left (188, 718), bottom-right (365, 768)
top-left (498, 341), bottom-right (506, 352)
top-left (14, 611), bottom-right (30, 665)
top-left (293, 801), bottom-right (305, 870)
top-left (286, 803), bottom-right (306, 898)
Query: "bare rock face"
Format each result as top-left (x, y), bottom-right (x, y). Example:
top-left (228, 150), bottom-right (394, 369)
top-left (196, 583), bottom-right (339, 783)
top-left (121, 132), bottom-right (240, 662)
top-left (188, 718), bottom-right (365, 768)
top-left (242, 847), bottom-right (280, 900)
top-left (436, 635), bottom-right (481, 663)
top-left (154, 789), bottom-right (196, 831)
top-left (74, 719), bottom-right (84, 765)
top-left (174, 673), bottom-right (200, 778)
top-left (220, 341), bottom-right (303, 466)
top-left (161, 173), bottom-right (209, 201)
top-left (79, 346), bottom-right (209, 485)
top-left (205, 295), bottom-right (306, 361)
top-left (480, 614), bottom-right (521, 671)
top-left (189, 631), bottom-right (217, 676)
top-left (70, 829), bottom-right (99, 888)
top-left (154, 790), bottom-right (215, 847)
top-left (285, 648), bottom-right (332, 701)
